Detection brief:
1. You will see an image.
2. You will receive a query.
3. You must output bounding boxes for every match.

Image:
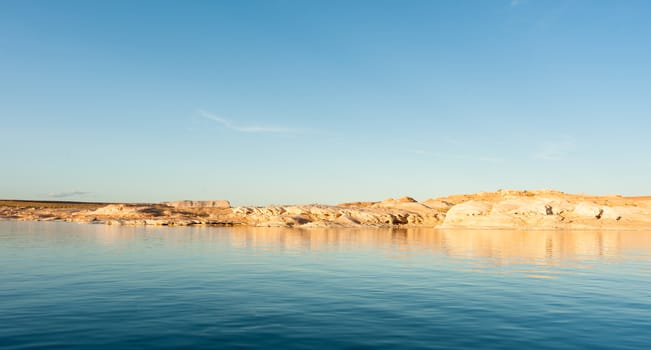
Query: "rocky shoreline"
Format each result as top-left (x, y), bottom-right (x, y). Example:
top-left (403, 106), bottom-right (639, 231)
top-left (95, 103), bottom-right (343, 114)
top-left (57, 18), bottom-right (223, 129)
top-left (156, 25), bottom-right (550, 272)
top-left (2, 190), bottom-right (651, 230)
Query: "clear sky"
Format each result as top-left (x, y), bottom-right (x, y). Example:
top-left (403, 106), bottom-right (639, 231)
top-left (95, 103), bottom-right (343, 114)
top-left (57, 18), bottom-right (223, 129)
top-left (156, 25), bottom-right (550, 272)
top-left (1, 0), bottom-right (650, 205)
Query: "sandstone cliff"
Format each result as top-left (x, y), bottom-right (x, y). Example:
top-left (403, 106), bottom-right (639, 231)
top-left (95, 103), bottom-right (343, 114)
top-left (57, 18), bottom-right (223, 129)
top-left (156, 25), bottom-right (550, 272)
top-left (1, 190), bottom-right (650, 229)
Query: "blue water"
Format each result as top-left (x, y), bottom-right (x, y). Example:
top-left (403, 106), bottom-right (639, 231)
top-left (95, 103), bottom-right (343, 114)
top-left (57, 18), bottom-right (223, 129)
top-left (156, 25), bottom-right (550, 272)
top-left (1, 221), bottom-right (650, 349)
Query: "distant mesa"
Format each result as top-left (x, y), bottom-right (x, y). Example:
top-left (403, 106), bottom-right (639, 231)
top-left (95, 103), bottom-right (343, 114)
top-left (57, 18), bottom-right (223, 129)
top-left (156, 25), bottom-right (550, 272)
top-left (162, 200), bottom-right (231, 209)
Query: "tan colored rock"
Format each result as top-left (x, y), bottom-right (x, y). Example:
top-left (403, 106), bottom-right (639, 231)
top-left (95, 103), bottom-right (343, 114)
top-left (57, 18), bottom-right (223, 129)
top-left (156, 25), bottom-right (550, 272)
top-left (442, 201), bottom-right (494, 226)
top-left (446, 201), bottom-right (492, 217)
top-left (3, 190), bottom-right (651, 229)
top-left (334, 215), bottom-right (361, 226)
top-left (491, 198), bottom-right (552, 216)
top-left (421, 199), bottom-right (454, 211)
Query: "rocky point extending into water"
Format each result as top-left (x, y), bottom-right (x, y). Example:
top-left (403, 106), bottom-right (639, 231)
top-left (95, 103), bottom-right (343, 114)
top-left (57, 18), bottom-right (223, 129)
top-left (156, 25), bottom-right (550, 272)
top-left (1, 190), bottom-right (651, 230)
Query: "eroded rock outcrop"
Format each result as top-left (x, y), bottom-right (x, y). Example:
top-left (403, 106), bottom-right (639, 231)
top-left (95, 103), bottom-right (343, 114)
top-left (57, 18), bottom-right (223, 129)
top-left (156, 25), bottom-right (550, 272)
top-left (2, 190), bottom-right (651, 229)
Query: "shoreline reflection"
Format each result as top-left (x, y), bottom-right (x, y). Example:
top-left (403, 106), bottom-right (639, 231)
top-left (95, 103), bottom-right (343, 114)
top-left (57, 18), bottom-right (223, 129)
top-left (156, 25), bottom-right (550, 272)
top-left (225, 227), bottom-right (651, 265)
top-left (6, 221), bottom-right (651, 266)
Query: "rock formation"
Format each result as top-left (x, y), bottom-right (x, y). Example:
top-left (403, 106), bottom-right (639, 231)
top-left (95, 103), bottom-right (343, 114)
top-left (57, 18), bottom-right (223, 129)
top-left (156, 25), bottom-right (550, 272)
top-left (1, 190), bottom-right (651, 229)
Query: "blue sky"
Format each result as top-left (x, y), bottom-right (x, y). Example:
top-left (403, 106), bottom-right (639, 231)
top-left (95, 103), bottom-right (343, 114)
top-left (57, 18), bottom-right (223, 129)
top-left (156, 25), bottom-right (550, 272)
top-left (1, 0), bottom-right (650, 205)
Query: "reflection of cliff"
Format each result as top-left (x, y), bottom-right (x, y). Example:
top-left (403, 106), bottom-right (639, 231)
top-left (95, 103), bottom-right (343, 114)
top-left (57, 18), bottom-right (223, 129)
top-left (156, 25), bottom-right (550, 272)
top-left (29, 221), bottom-right (651, 266)
top-left (438, 230), bottom-right (629, 265)
top-left (225, 227), bottom-right (651, 265)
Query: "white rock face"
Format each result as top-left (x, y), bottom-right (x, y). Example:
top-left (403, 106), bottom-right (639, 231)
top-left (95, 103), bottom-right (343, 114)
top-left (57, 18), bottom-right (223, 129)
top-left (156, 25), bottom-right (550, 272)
top-left (445, 201), bottom-right (492, 218)
top-left (91, 204), bottom-right (140, 216)
top-left (601, 207), bottom-right (622, 220)
top-left (491, 198), bottom-right (549, 216)
top-left (572, 202), bottom-right (603, 218)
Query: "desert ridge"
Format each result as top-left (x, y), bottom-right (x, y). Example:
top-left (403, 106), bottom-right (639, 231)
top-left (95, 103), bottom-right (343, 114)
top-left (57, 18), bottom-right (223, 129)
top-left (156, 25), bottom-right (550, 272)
top-left (1, 190), bottom-right (651, 230)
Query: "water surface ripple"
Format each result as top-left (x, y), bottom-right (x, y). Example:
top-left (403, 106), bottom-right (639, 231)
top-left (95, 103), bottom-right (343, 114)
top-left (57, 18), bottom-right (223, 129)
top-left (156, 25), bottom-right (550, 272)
top-left (1, 221), bottom-right (650, 349)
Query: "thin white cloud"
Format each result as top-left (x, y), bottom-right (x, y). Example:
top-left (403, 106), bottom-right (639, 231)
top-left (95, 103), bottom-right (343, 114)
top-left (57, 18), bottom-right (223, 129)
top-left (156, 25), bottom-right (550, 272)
top-left (199, 110), bottom-right (299, 134)
top-left (48, 191), bottom-right (90, 199)
top-left (511, 0), bottom-right (523, 7)
top-left (533, 136), bottom-right (576, 161)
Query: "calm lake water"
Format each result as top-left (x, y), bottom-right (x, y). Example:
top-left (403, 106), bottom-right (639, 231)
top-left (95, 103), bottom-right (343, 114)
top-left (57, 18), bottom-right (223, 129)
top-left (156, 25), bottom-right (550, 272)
top-left (1, 221), bottom-right (650, 349)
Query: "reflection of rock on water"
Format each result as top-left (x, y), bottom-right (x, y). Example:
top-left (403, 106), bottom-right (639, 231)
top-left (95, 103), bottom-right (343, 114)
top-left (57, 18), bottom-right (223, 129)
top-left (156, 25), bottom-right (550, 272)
top-left (440, 230), bottom-right (623, 264)
top-left (225, 227), bottom-right (651, 266)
